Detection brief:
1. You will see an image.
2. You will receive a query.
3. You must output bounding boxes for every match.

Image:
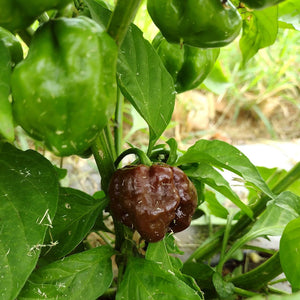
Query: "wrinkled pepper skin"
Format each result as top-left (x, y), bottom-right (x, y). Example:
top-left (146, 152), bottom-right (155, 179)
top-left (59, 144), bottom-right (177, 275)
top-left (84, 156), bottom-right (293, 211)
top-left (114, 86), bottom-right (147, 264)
top-left (147, 0), bottom-right (242, 48)
top-left (109, 164), bottom-right (198, 242)
top-left (242, 0), bottom-right (285, 9)
top-left (0, 0), bottom-right (72, 32)
top-left (0, 27), bottom-right (23, 64)
top-left (12, 16), bottom-right (118, 156)
top-left (153, 33), bottom-right (220, 93)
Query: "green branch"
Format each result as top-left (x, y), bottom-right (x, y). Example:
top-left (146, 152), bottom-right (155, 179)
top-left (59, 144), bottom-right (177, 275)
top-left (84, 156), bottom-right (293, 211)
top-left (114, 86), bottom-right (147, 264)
top-left (107, 0), bottom-right (142, 47)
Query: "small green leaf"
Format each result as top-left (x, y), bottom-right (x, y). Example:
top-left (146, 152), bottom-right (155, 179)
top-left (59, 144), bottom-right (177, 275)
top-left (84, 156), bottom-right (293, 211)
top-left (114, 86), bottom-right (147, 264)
top-left (176, 139), bottom-right (273, 199)
top-left (202, 190), bottom-right (229, 219)
top-left (116, 257), bottom-right (203, 300)
top-left (42, 187), bottom-right (107, 261)
top-left (278, 0), bottom-right (300, 30)
top-left (212, 272), bottom-right (235, 299)
top-left (0, 143), bottom-right (59, 300)
top-left (18, 246), bottom-right (114, 299)
top-left (117, 24), bottom-right (175, 152)
top-left (84, 0), bottom-right (111, 27)
top-left (280, 217), bottom-right (300, 290)
top-left (240, 7), bottom-right (278, 64)
top-left (0, 41), bottom-right (14, 141)
top-left (184, 163), bottom-right (252, 218)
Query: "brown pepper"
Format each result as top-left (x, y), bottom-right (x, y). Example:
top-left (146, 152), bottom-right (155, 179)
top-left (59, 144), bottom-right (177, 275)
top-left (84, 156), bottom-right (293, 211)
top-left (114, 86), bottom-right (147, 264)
top-left (108, 164), bottom-right (198, 242)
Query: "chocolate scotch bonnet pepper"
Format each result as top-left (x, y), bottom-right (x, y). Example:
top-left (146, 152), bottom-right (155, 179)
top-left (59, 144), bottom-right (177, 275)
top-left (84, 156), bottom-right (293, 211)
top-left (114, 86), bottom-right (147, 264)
top-left (109, 164), bottom-right (198, 243)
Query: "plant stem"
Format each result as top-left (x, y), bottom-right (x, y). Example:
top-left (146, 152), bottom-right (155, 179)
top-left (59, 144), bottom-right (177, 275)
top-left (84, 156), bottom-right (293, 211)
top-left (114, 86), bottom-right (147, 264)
top-left (91, 129), bottom-right (116, 193)
top-left (228, 251), bottom-right (282, 290)
top-left (233, 287), bottom-right (258, 298)
top-left (107, 0), bottom-right (142, 47)
top-left (217, 213), bottom-right (234, 273)
top-left (114, 88), bottom-right (124, 156)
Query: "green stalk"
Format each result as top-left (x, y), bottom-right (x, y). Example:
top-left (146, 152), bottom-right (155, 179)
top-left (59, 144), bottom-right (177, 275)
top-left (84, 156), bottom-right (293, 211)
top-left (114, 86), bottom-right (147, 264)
top-left (91, 130), bottom-right (116, 193)
top-left (229, 252), bottom-right (282, 290)
top-left (217, 213), bottom-right (234, 273)
top-left (233, 287), bottom-right (259, 298)
top-left (114, 88), bottom-right (124, 156)
top-left (114, 147), bottom-right (152, 167)
top-left (107, 0), bottom-right (142, 47)
top-left (185, 161), bottom-right (300, 263)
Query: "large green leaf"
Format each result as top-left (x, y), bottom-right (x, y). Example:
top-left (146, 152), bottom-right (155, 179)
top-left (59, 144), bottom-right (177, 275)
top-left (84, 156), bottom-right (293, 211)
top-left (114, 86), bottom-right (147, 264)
top-left (239, 7), bottom-right (278, 64)
top-left (0, 143), bottom-right (59, 300)
top-left (220, 191), bottom-right (300, 265)
top-left (84, 0), bottom-right (176, 152)
top-left (175, 139), bottom-right (273, 199)
top-left (184, 163), bottom-right (252, 217)
top-left (18, 246), bottom-right (114, 299)
top-left (41, 187), bottom-right (107, 261)
top-left (117, 24), bottom-right (175, 152)
top-left (116, 257), bottom-right (203, 300)
top-left (0, 41), bottom-right (14, 141)
top-left (146, 235), bottom-right (202, 296)
top-left (280, 217), bottom-right (300, 290)
top-left (278, 0), bottom-right (300, 30)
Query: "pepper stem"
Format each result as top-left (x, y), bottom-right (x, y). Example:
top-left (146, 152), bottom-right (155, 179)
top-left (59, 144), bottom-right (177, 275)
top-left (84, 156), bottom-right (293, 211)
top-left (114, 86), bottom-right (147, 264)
top-left (114, 148), bottom-right (152, 168)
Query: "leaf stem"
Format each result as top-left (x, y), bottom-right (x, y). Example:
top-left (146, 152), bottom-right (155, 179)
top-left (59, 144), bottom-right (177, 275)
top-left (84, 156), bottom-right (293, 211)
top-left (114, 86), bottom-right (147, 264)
top-left (114, 147), bottom-right (152, 168)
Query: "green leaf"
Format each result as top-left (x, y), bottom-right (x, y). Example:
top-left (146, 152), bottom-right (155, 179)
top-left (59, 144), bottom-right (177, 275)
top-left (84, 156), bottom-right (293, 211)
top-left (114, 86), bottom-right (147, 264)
top-left (18, 246), bottom-right (114, 299)
top-left (117, 24), bottom-right (176, 152)
top-left (278, 0), bottom-right (300, 30)
top-left (175, 140), bottom-right (273, 199)
top-left (0, 143), bottom-right (59, 300)
top-left (220, 191), bottom-right (300, 265)
top-left (239, 7), bottom-right (278, 65)
top-left (146, 235), bottom-right (202, 295)
top-left (84, 0), bottom-right (111, 27)
top-left (182, 262), bottom-right (214, 289)
top-left (116, 257), bottom-right (203, 300)
top-left (146, 234), bottom-right (183, 273)
top-left (202, 190), bottom-right (229, 219)
top-left (184, 163), bottom-right (251, 217)
top-left (212, 272), bottom-right (235, 299)
top-left (0, 41), bottom-right (14, 141)
top-left (280, 217), bottom-right (300, 290)
top-left (41, 187), bottom-right (107, 261)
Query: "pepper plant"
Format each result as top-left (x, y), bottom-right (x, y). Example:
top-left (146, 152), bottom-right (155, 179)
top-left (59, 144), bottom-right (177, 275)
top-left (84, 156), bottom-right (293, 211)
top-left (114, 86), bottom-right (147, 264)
top-left (0, 0), bottom-right (300, 299)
